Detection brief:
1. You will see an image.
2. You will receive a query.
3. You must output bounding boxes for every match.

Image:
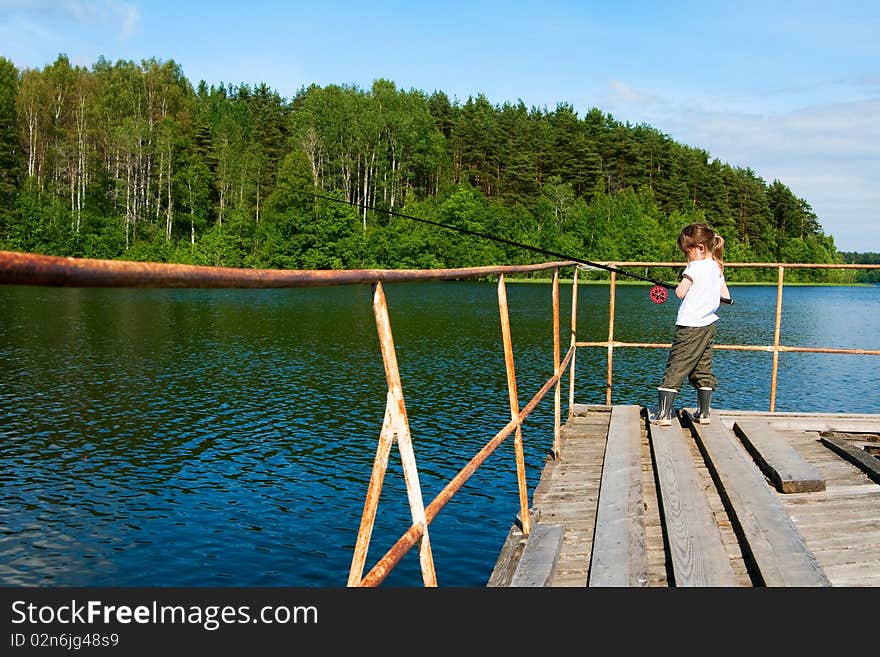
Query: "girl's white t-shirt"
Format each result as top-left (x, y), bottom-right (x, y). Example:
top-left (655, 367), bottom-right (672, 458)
top-left (676, 258), bottom-right (724, 327)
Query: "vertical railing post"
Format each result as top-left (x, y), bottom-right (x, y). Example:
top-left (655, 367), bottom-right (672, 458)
top-left (348, 391), bottom-right (396, 586)
top-left (347, 281), bottom-right (437, 586)
top-left (552, 267), bottom-right (561, 459)
top-left (568, 266), bottom-right (579, 419)
top-left (497, 274), bottom-right (531, 535)
top-left (770, 265), bottom-right (785, 412)
top-left (606, 270), bottom-right (617, 405)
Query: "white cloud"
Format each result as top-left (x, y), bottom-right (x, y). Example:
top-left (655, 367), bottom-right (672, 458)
top-left (607, 79), bottom-right (654, 105)
top-left (598, 81), bottom-right (880, 252)
top-left (0, 13), bottom-right (53, 41)
top-left (0, 0), bottom-right (140, 40)
top-left (107, 0), bottom-right (138, 39)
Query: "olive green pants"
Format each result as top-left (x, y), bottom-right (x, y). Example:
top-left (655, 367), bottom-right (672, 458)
top-left (660, 322), bottom-right (718, 391)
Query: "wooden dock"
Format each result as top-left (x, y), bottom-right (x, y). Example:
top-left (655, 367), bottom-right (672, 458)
top-left (488, 404), bottom-right (880, 587)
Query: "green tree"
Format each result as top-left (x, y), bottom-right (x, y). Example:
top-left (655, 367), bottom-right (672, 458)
top-left (0, 57), bottom-right (848, 275)
top-left (0, 57), bottom-right (20, 218)
top-left (176, 153), bottom-right (212, 247)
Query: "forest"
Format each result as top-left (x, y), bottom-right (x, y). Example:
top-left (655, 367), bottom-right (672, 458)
top-left (0, 54), bottom-right (872, 283)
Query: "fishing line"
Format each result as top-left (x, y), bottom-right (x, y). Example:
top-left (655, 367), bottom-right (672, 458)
top-left (288, 186), bottom-right (732, 305)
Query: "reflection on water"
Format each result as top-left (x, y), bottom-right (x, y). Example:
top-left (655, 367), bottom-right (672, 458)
top-left (0, 282), bottom-right (877, 586)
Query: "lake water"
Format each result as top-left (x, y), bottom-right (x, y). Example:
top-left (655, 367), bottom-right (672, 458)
top-left (1, 281), bottom-right (878, 587)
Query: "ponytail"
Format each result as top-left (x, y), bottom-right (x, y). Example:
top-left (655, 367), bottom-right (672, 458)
top-left (712, 233), bottom-right (725, 272)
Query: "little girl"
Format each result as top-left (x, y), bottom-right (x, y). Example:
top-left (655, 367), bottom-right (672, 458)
top-left (651, 222), bottom-right (731, 425)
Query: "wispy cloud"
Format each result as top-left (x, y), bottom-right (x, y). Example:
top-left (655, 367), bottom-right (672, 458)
top-left (607, 79), bottom-right (655, 105)
top-left (0, 0), bottom-right (140, 40)
top-left (599, 80), bottom-right (880, 251)
top-left (107, 0), bottom-right (139, 39)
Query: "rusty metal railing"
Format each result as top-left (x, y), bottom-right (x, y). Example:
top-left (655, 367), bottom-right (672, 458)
top-left (0, 250), bottom-right (577, 587)
top-left (348, 271), bottom-right (576, 586)
top-left (574, 261), bottom-right (880, 412)
top-left (0, 249), bottom-right (568, 288)
top-left (3, 250), bottom-right (878, 586)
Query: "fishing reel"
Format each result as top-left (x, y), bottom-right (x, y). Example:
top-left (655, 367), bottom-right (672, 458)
top-left (649, 285), bottom-right (669, 304)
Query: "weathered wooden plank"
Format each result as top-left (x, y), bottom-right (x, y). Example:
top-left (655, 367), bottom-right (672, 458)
top-left (787, 507), bottom-right (880, 526)
top-left (486, 509), bottom-right (539, 587)
top-left (799, 531), bottom-right (880, 550)
top-left (530, 407), bottom-right (606, 587)
top-left (649, 418), bottom-right (738, 586)
top-left (509, 523), bottom-right (565, 587)
top-left (571, 403), bottom-right (612, 416)
top-left (733, 419), bottom-right (826, 493)
top-left (717, 410), bottom-right (880, 433)
top-left (555, 573), bottom-right (589, 587)
top-left (819, 435), bottom-right (880, 485)
top-left (785, 492), bottom-right (880, 510)
top-left (823, 564), bottom-right (880, 585)
top-left (804, 545), bottom-right (880, 567)
top-left (486, 527), bottom-right (525, 587)
top-left (588, 404), bottom-right (648, 587)
top-left (684, 410), bottom-right (830, 587)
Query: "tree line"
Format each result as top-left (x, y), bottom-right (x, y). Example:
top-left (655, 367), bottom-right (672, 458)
top-left (0, 54), bottom-right (864, 283)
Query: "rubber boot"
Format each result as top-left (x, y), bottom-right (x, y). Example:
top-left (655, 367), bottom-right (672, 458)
top-left (651, 387), bottom-right (677, 426)
top-left (694, 387), bottom-right (712, 424)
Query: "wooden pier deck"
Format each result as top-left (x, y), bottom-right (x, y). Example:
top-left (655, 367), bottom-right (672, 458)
top-left (489, 404), bottom-right (880, 587)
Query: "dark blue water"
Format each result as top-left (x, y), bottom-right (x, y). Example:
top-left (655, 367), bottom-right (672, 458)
top-left (1, 281), bottom-right (877, 586)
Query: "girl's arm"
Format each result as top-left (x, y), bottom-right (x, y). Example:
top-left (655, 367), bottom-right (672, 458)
top-left (675, 274), bottom-right (693, 299)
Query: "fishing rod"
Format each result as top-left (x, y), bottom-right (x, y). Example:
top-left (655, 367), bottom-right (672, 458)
top-left (296, 187), bottom-right (732, 305)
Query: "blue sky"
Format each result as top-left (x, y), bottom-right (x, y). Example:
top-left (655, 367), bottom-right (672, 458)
top-left (1, 0), bottom-right (878, 252)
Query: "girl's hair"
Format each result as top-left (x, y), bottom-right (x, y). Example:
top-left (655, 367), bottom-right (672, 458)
top-left (678, 222), bottom-right (724, 270)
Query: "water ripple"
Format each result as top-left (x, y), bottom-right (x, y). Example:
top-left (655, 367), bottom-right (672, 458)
top-left (0, 282), bottom-right (877, 586)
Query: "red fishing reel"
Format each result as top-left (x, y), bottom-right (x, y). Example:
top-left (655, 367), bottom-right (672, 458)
top-left (649, 285), bottom-right (668, 304)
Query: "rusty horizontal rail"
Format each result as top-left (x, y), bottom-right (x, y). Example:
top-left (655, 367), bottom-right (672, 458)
top-left (0, 250), bottom-right (573, 288)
